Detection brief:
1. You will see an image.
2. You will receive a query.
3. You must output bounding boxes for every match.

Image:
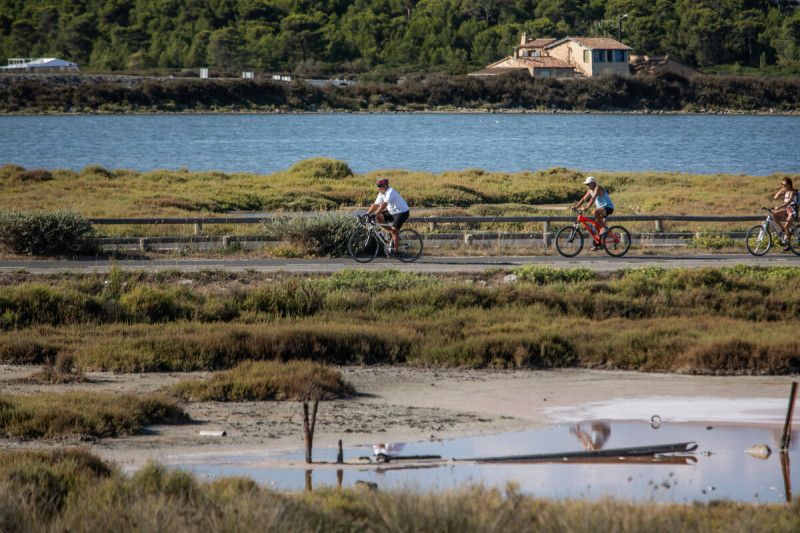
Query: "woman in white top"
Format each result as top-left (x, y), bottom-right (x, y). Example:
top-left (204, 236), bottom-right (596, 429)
top-left (365, 178), bottom-right (410, 256)
top-left (771, 177), bottom-right (798, 251)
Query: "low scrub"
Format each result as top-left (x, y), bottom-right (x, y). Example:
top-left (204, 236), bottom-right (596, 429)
top-left (170, 360), bottom-right (355, 401)
top-left (0, 209), bottom-right (97, 256)
top-left (0, 392), bottom-right (188, 439)
top-left (260, 212), bottom-right (360, 257)
top-left (3, 267), bottom-right (800, 374)
top-left (1, 450), bottom-right (798, 532)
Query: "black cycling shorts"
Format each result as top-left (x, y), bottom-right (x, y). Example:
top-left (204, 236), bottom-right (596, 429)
top-left (602, 207), bottom-right (614, 216)
top-left (382, 210), bottom-right (409, 229)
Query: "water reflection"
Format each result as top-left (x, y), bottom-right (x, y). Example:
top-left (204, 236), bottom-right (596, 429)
top-left (167, 421), bottom-right (798, 503)
top-left (571, 422), bottom-right (611, 451)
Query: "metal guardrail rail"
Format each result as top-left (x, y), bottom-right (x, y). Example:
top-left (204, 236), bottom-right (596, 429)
top-left (90, 214), bottom-right (766, 234)
top-left (89, 214), bottom-right (764, 251)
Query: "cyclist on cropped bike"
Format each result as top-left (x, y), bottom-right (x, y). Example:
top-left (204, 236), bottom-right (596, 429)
top-left (571, 176), bottom-right (614, 249)
top-left (365, 178), bottom-right (410, 257)
top-left (771, 177), bottom-right (798, 251)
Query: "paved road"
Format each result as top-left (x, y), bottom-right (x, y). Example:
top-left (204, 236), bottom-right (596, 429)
top-left (1, 253), bottom-right (797, 274)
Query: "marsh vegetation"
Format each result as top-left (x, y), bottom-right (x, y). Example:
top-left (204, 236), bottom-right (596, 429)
top-left (2, 266), bottom-right (799, 375)
top-left (1, 448), bottom-right (798, 532)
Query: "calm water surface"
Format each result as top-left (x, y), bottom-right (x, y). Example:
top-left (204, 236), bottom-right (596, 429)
top-left (2, 114), bottom-right (798, 175)
top-left (161, 396), bottom-right (798, 503)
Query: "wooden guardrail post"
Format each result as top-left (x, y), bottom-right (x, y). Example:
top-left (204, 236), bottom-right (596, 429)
top-left (194, 221), bottom-right (202, 235)
top-left (655, 219), bottom-right (663, 232)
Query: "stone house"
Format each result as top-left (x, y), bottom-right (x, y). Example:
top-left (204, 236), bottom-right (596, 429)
top-left (470, 33), bottom-right (632, 78)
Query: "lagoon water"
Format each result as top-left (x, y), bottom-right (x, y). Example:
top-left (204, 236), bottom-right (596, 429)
top-left (1, 113), bottom-right (799, 176)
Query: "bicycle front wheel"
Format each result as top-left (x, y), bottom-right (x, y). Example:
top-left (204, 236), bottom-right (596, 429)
top-left (788, 227), bottom-right (800, 257)
top-left (602, 226), bottom-right (631, 257)
top-left (745, 225), bottom-right (771, 256)
top-left (348, 228), bottom-right (380, 263)
top-left (555, 226), bottom-right (583, 257)
top-left (396, 229), bottom-right (423, 262)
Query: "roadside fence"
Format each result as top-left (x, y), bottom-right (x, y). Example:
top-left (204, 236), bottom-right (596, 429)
top-left (89, 214), bottom-right (766, 251)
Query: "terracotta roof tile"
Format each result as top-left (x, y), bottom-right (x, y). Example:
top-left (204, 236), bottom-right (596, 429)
top-left (548, 37), bottom-right (632, 50)
top-left (519, 38), bottom-right (557, 49)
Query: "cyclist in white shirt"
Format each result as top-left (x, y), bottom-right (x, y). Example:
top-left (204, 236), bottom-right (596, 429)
top-left (771, 177), bottom-right (798, 251)
top-left (365, 178), bottom-right (410, 257)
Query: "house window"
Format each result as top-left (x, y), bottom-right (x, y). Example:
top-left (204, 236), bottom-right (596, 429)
top-left (583, 50), bottom-right (590, 62)
top-left (607, 50), bottom-right (613, 62)
top-left (594, 50), bottom-right (604, 62)
top-left (615, 50), bottom-right (626, 62)
top-left (540, 70), bottom-right (550, 77)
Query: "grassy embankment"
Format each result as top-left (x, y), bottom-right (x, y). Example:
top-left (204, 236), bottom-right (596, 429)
top-left (2, 266), bottom-right (799, 375)
top-left (2, 449), bottom-right (798, 532)
top-left (1, 161), bottom-right (797, 244)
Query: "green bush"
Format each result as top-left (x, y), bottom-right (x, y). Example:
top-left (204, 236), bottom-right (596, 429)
top-left (0, 209), bottom-right (97, 256)
top-left (288, 158), bottom-right (353, 180)
top-left (260, 212), bottom-right (359, 256)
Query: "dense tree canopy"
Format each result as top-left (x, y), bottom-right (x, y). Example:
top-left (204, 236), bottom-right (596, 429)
top-left (0, 0), bottom-right (798, 75)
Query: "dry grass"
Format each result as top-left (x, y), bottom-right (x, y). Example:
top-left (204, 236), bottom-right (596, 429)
top-left (1, 162), bottom-right (796, 238)
top-left (1, 451), bottom-right (798, 532)
top-left (169, 360), bottom-right (355, 401)
top-left (0, 392), bottom-right (188, 439)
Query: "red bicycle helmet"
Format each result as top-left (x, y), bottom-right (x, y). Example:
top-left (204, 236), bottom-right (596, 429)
top-left (376, 178), bottom-right (389, 188)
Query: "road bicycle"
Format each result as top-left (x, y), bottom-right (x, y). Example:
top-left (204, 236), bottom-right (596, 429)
top-left (745, 207), bottom-right (800, 257)
top-left (347, 215), bottom-right (423, 263)
top-left (555, 208), bottom-right (631, 258)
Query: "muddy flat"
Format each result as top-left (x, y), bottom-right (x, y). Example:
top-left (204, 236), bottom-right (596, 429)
top-left (1, 365), bottom-right (795, 470)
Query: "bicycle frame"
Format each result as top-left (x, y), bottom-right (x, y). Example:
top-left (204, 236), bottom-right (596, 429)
top-left (360, 218), bottom-right (393, 249)
top-left (572, 211), bottom-right (617, 246)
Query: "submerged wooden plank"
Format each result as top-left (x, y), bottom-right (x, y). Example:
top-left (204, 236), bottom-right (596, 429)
top-left (461, 442), bottom-right (698, 463)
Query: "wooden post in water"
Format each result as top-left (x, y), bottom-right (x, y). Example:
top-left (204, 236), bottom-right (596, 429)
top-left (303, 399), bottom-right (319, 463)
top-left (337, 439), bottom-right (343, 464)
top-left (780, 381), bottom-right (797, 451)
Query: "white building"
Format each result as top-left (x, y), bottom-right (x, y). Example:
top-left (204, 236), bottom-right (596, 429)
top-left (1, 58), bottom-right (79, 72)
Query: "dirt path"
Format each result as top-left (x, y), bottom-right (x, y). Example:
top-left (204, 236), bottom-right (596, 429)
top-left (0, 365), bottom-right (795, 468)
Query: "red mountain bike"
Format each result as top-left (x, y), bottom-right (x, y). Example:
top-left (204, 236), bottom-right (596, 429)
top-left (555, 208), bottom-right (631, 258)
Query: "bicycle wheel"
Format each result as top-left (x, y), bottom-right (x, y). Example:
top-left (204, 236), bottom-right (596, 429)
top-left (555, 226), bottom-right (583, 257)
top-left (788, 227), bottom-right (800, 257)
top-left (745, 225), bottom-right (771, 256)
top-left (348, 228), bottom-right (380, 263)
top-left (395, 228), bottom-right (423, 262)
top-left (602, 226), bottom-right (631, 257)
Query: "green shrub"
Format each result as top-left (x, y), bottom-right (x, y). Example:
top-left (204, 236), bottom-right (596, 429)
top-left (170, 360), bottom-right (355, 401)
top-left (288, 158), bottom-right (353, 180)
top-left (685, 232), bottom-right (734, 249)
top-left (0, 209), bottom-right (97, 256)
top-left (79, 165), bottom-right (113, 179)
top-left (119, 286), bottom-right (192, 323)
top-left (260, 212), bottom-right (359, 256)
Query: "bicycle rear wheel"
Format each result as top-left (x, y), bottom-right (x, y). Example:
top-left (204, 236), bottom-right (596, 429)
top-left (745, 225), bottom-right (771, 256)
top-left (602, 226), bottom-right (631, 257)
top-left (788, 227), bottom-right (800, 257)
top-left (348, 228), bottom-right (380, 262)
top-left (396, 229), bottom-right (423, 262)
top-left (555, 226), bottom-right (583, 257)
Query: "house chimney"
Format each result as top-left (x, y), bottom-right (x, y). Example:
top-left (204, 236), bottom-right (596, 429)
top-left (513, 47), bottom-right (519, 59)
top-left (521, 33), bottom-right (528, 45)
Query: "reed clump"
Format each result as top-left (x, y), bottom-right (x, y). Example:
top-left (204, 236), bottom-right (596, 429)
top-left (1, 450), bottom-right (798, 532)
top-left (170, 360), bottom-right (355, 401)
top-left (0, 392), bottom-right (188, 439)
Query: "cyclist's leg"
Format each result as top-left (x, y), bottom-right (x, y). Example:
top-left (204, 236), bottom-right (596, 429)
top-left (390, 211), bottom-right (409, 252)
top-left (592, 207), bottom-right (608, 231)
